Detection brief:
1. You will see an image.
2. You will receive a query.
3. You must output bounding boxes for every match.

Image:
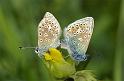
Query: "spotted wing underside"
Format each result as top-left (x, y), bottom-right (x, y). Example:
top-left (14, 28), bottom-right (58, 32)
top-left (38, 12), bottom-right (61, 56)
top-left (64, 17), bottom-right (94, 61)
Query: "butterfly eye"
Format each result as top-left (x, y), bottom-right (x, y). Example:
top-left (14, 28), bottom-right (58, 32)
top-left (35, 47), bottom-right (39, 53)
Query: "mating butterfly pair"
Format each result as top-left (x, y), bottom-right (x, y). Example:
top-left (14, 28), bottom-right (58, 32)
top-left (35, 12), bottom-right (94, 62)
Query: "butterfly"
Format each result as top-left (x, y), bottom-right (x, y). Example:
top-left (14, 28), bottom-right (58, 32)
top-left (35, 12), bottom-right (61, 57)
top-left (35, 12), bottom-right (94, 61)
top-left (63, 17), bottom-right (94, 61)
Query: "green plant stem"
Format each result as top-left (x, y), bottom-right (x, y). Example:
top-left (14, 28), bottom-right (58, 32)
top-left (114, 0), bottom-right (124, 81)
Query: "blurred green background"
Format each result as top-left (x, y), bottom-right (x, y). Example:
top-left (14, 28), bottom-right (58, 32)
top-left (0, 0), bottom-right (124, 81)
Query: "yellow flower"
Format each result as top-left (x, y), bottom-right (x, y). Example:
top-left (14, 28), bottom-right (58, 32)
top-left (43, 48), bottom-right (76, 78)
top-left (44, 48), bottom-right (65, 63)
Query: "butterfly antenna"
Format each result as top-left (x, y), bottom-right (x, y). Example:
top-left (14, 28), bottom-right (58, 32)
top-left (19, 46), bottom-right (36, 50)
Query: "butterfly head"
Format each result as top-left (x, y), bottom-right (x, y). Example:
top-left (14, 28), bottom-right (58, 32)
top-left (35, 47), bottom-right (47, 57)
top-left (35, 47), bottom-right (40, 54)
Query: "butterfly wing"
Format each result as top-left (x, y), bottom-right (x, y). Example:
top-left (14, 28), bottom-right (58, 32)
top-left (64, 17), bottom-right (94, 61)
top-left (37, 12), bottom-right (61, 56)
